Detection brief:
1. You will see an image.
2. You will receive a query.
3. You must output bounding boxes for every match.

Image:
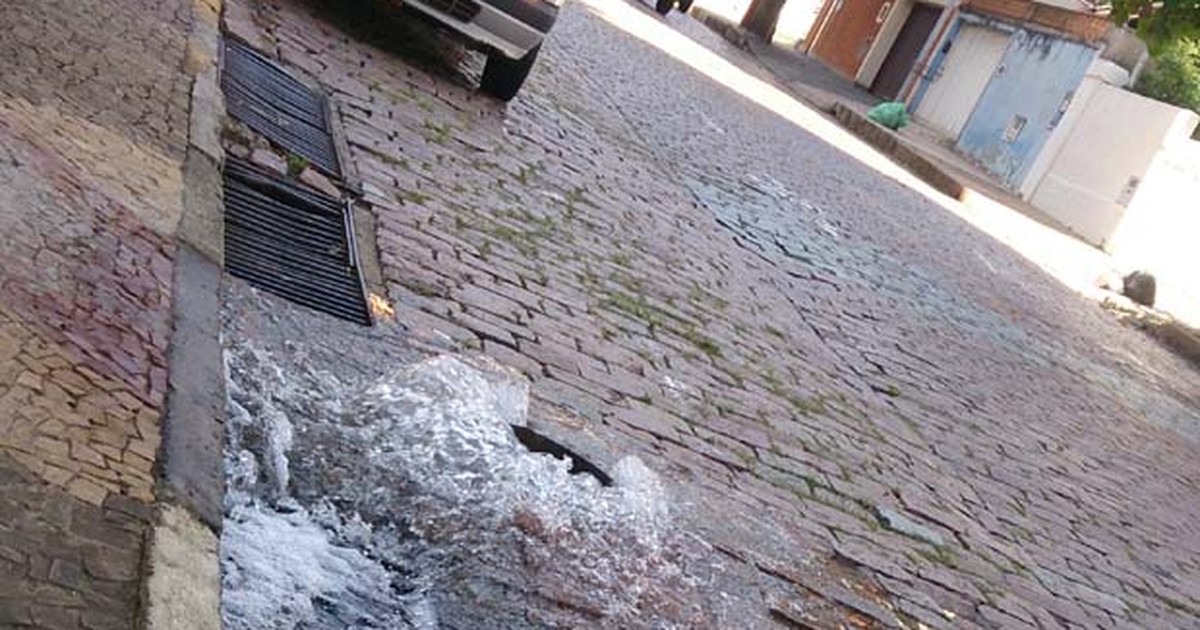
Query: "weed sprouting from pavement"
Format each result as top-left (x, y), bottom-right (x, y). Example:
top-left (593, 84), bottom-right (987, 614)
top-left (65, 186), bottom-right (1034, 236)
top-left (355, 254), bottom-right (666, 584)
top-left (603, 290), bottom-right (665, 329)
top-left (678, 326), bottom-right (723, 359)
top-left (396, 277), bottom-right (446, 298)
top-left (422, 120), bottom-right (453, 145)
top-left (358, 145), bottom-right (407, 169)
top-left (789, 394), bottom-right (828, 417)
top-left (913, 546), bottom-right (959, 569)
top-left (396, 188), bottom-right (432, 205)
top-left (286, 153), bottom-right (309, 176)
top-left (733, 445), bottom-right (758, 469)
top-left (513, 163), bottom-right (541, 185)
top-left (479, 223), bottom-right (544, 258)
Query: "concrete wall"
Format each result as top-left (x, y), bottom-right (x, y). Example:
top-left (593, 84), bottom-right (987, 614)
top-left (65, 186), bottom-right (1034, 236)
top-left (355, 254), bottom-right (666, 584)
top-left (956, 27), bottom-right (1098, 189)
top-left (1019, 59), bottom-right (1129, 199)
top-left (775, 0), bottom-right (828, 46)
top-left (1030, 84), bottom-right (1197, 248)
top-left (693, 0), bottom-right (822, 49)
top-left (1109, 140), bottom-right (1200, 320)
top-left (1099, 26), bottom-right (1149, 78)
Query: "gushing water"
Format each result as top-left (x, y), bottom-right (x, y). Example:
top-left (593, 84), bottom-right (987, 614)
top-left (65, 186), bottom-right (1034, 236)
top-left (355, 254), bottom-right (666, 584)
top-left (221, 338), bottom-right (705, 628)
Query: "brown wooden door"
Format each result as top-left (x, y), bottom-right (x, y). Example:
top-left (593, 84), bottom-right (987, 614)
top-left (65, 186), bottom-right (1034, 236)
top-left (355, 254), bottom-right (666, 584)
top-left (870, 4), bottom-right (941, 99)
top-left (810, 0), bottom-right (892, 79)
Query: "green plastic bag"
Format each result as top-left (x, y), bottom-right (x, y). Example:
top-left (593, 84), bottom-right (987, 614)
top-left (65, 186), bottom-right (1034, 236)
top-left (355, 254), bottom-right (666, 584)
top-left (867, 102), bottom-right (910, 130)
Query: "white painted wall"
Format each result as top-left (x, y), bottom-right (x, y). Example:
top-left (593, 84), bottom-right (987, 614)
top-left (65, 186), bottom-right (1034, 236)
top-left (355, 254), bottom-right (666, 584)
top-left (693, 0), bottom-right (823, 46)
top-left (1030, 84), bottom-right (1198, 249)
top-left (774, 0), bottom-right (827, 46)
top-left (1019, 59), bottom-right (1129, 199)
top-left (1035, 0), bottom-right (1090, 11)
top-left (1109, 140), bottom-right (1200, 323)
top-left (692, 0), bottom-right (755, 28)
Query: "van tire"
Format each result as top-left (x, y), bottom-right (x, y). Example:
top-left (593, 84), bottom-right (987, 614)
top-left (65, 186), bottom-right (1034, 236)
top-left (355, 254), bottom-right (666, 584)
top-left (481, 45), bottom-right (540, 101)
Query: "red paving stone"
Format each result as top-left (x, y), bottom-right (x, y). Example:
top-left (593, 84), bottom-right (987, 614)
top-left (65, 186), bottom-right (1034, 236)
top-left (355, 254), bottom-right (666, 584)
top-left (0, 119), bottom-right (175, 407)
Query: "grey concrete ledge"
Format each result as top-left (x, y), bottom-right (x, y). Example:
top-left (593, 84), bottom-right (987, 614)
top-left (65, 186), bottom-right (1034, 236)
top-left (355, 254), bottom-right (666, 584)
top-left (179, 147), bottom-right (226, 264)
top-left (144, 0), bottom-right (228, 628)
top-left (159, 243), bottom-right (226, 531)
top-left (829, 102), bottom-right (966, 201)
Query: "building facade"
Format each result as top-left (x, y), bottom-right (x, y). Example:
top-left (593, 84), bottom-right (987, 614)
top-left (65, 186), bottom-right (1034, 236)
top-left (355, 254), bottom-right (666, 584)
top-left (805, 0), bottom-right (1111, 192)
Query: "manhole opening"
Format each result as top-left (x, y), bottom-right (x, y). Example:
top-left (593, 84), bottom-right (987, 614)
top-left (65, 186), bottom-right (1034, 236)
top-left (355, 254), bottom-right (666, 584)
top-left (221, 37), bottom-right (342, 177)
top-left (511, 426), bottom-right (613, 487)
top-left (223, 158), bottom-right (372, 325)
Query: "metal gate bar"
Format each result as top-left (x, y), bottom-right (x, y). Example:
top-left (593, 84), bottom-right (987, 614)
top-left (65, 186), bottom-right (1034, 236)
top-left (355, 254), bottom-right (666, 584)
top-left (221, 38), bottom-right (342, 177)
top-left (223, 158), bottom-right (371, 325)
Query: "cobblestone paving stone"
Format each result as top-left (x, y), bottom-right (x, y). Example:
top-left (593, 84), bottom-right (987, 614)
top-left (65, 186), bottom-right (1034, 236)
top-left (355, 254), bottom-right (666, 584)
top-left (0, 452), bottom-right (152, 630)
top-left (0, 306), bottom-right (160, 506)
top-left (0, 112), bottom-right (177, 409)
top-left (235, 0), bottom-right (1200, 627)
top-left (0, 0), bottom-right (193, 160)
top-left (0, 0), bottom-right (194, 626)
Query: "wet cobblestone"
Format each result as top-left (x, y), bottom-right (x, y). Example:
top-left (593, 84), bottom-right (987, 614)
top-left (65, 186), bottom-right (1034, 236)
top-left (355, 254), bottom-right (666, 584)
top-left (0, 306), bottom-right (159, 506)
top-left (0, 452), bottom-right (151, 630)
top-left (0, 114), bottom-right (176, 408)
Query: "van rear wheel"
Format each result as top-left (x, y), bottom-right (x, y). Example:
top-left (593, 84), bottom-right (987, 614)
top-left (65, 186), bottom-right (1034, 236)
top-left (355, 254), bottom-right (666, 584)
top-left (655, 0), bottom-right (673, 14)
top-left (481, 45), bottom-right (540, 101)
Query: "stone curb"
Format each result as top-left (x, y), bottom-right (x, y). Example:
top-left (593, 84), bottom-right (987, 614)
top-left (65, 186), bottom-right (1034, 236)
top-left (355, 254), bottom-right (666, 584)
top-left (159, 243), bottom-right (226, 531)
top-left (689, 7), bottom-right (751, 50)
top-left (142, 0), bottom-right (227, 628)
top-left (1148, 319), bottom-right (1200, 366)
top-left (828, 102), bottom-right (966, 201)
top-left (144, 504), bottom-right (222, 630)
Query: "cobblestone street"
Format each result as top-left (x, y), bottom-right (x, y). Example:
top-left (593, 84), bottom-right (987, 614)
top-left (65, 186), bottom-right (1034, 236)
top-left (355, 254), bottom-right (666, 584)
top-left (224, 0), bottom-right (1200, 626)
top-left (0, 0), bottom-right (1196, 626)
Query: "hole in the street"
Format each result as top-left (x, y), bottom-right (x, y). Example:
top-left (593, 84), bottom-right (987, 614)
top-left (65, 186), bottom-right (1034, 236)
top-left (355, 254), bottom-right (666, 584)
top-left (511, 425), bottom-right (613, 486)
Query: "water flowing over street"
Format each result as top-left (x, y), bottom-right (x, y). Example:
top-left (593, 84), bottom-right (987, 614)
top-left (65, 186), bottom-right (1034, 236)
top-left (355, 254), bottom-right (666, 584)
top-left (1, 0), bottom-right (1199, 627)
top-left (209, 0), bottom-right (1200, 625)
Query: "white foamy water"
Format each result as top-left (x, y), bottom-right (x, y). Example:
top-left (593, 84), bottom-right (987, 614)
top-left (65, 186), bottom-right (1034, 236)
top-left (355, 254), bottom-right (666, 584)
top-left (222, 344), bottom-right (704, 628)
top-left (222, 504), bottom-right (423, 629)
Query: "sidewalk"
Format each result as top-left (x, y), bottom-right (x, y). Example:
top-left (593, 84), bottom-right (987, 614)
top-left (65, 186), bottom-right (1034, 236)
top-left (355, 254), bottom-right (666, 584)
top-left (747, 36), bottom-right (878, 111)
top-left (741, 34), bottom-right (1086, 236)
top-left (734, 34), bottom-right (1200, 362)
top-left (0, 0), bottom-right (225, 627)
